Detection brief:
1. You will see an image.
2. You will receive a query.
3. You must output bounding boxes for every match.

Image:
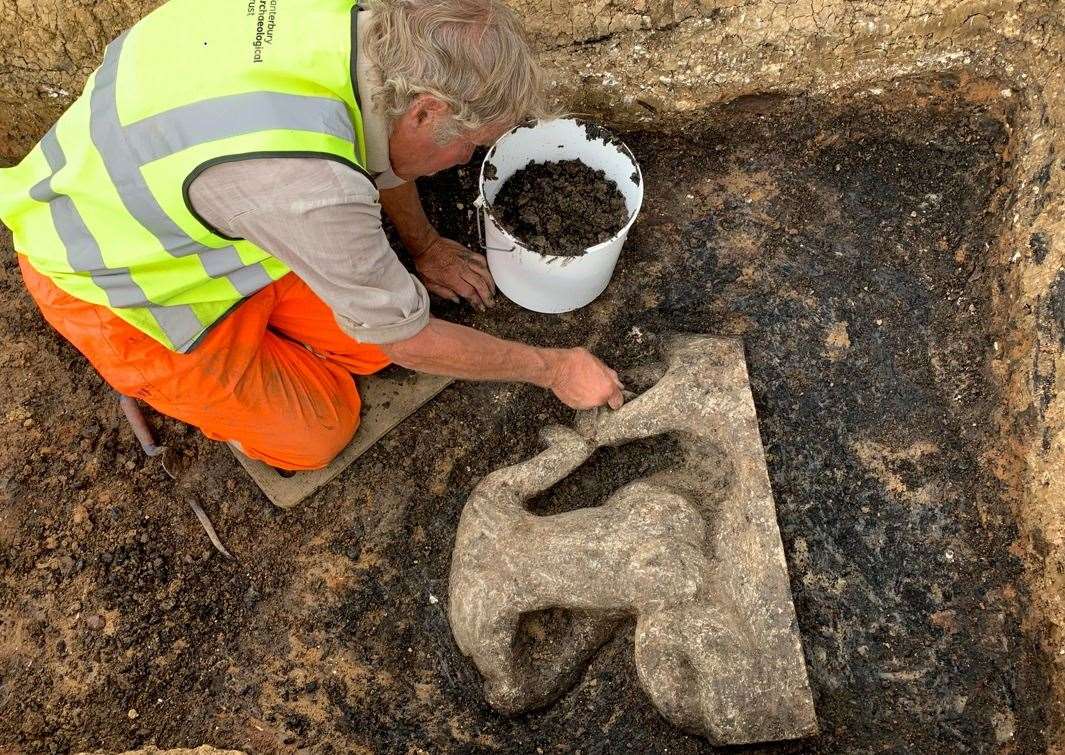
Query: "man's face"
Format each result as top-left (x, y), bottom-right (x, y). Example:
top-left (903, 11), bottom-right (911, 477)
top-left (427, 124), bottom-right (510, 176)
top-left (389, 96), bottom-right (510, 181)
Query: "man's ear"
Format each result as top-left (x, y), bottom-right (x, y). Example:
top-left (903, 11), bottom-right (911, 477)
top-left (412, 94), bottom-right (449, 127)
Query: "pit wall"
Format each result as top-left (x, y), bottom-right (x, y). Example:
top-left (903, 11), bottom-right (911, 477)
top-left (1, 0), bottom-right (1063, 740)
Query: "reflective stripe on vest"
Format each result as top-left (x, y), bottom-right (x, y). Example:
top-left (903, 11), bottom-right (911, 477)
top-left (91, 31), bottom-right (275, 301)
top-left (30, 121), bottom-right (205, 343)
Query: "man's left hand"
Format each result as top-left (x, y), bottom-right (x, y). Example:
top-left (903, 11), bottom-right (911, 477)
top-left (414, 235), bottom-right (496, 312)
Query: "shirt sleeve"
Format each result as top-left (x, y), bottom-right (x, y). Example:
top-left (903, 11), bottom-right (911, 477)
top-left (186, 157), bottom-right (429, 344)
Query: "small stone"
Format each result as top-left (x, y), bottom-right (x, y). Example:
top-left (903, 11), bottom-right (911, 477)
top-left (304, 680), bottom-right (318, 693)
top-left (127, 708), bottom-right (138, 720)
top-left (428, 594), bottom-right (439, 605)
top-left (72, 504), bottom-right (90, 526)
top-left (85, 613), bottom-right (105, 631)
top-left (993, 710), bottom-right (1015, 742)
top-left (22, 417), bottom-right (34, 428)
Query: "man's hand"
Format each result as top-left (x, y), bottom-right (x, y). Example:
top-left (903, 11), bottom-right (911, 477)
top-left (377, 183), bottom-right (495, 311)
top-left (547, 348), bottom-right (625, 410)
top-left (414, 235), bottom-right (496, 312)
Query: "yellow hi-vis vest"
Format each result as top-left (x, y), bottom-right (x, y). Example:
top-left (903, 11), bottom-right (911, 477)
top-left (0, 0), bottom-right (368, 352)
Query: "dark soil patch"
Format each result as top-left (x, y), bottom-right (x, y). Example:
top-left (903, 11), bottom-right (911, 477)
top-left (491, 159), bottom-right (629, 256)
top-left (0, 75), bottom-right (1051, 753)
top-left (526, 433), bottom-right (686, 516)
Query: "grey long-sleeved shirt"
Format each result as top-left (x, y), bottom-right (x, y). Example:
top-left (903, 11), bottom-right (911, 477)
top-left (187, 157), bottom-right (429, 345)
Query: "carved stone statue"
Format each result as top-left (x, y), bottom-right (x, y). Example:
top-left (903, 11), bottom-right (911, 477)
top-left (448, 334), bottom-right (818, 744)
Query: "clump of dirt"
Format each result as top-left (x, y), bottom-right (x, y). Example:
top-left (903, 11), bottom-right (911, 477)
top-left (491, 159), bottom-right (629, 256)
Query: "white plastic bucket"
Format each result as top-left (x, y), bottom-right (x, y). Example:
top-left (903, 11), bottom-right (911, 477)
top-left (476, 118), bottom-right (643, 313)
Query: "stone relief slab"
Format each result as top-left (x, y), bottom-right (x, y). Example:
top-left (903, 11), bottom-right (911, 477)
top-left (448, 334), bottom-right (817, 744)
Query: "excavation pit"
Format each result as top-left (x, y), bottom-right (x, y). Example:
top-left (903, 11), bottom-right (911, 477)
top-left (0, 72), bottom-right (1057, 752)
top-left (402, 74), bottom-right (1054, 751)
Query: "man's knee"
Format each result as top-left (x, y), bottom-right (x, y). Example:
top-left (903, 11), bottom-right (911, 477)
top-left (308, 408), bottom-right (360, 469)
top-left (230, 396), bottom-right (360, 471)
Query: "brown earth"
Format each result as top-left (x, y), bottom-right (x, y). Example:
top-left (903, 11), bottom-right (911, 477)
top-left (0, 74), bottom-right (1054, 753)
top-left (491, 159), bottom-right (630, 256)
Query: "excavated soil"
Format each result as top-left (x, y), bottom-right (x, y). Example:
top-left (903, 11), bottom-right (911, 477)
top-left (491, 159), bottom-right (629, 256)
top-left (525, 434), bottom-right (688, 517)
top-left (0, 75), bottom-right (1052, 753)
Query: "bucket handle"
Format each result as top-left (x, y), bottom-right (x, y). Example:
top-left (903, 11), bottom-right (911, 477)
top-left (474, 196), bottom-right (517, 254)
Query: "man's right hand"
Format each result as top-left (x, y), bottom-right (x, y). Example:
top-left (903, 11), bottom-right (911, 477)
top-left (547, 348), bottom-right (625, 410)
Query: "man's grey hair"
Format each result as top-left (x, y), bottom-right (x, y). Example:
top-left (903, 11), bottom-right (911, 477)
top-left (362, 0), bottom-right (552, 139)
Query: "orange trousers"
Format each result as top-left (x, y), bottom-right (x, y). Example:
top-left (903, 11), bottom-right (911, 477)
top-left (19, 255), bottom-right (390, 470)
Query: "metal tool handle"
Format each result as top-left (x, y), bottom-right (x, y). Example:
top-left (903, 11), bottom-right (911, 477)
top-left (474, 196), bottom-right (517, 254)
top-left (118, 394), bottom-right (165, 457)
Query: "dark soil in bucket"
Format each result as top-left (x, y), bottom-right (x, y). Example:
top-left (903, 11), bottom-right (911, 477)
top-left (491, 159), bottom-right (629, 257)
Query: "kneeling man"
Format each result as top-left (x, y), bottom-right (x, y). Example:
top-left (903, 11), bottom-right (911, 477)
top-left (0, 0), bottom-right (624, 470)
